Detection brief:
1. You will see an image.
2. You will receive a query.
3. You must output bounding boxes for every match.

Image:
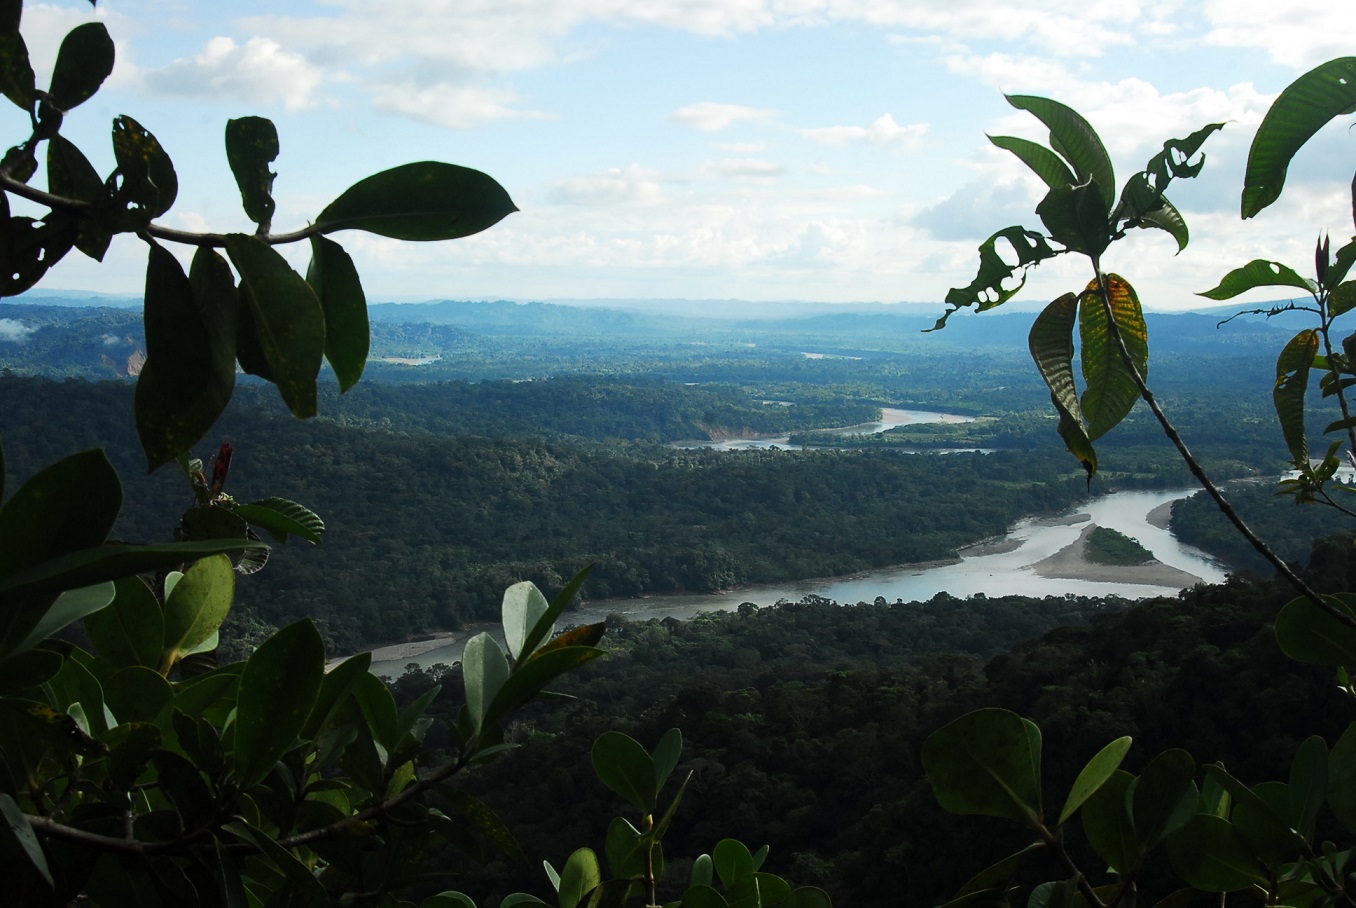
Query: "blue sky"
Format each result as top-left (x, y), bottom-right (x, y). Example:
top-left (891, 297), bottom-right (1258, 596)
top-left (6, 0), bottom-right (1356, 310)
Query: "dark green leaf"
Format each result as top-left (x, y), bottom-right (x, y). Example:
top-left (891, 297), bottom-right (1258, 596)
top-left (653, 726), bottom-right (683, 791)
top-left (1197, 259), bottom-right (1315, 300)
top-left (1330, 280), bottom-right (1356, 318)
top-left (1079, 274), bottom-right (1148, 441)
top-left (0, 211), bottom-right (77, 295)
top-left (952, 844), bottom-right (1044, 899)
top-left (83, 575), bottom-right (164, 671)
top-left (225, 116), bottom-right (278, 227)
top-left (224, 821), bottom-right (329, 908)
top-left (1165, 814), bottom-right (1267, 892)
top-left (1136, 196), bottom-right (1190, 252)
top-left (439, 786), bottom-right (527, 863)
top-left (782, 888), bottom-right (832, 908)
top-left (316, 161), bottom-right (518, 241)
top-left (0, 647), bottom-right (61, 694)
top-left (0, 538), bottom-right (255, 604)
top-left (1029, 293), bottom-right (1097, 477)
top-left (7, 581), bottom-right (114, 660)
top-left (938, 226), bottom-right (1058, 327)
top-left (306, 235), bottom-right (368, 392)
top-left (713, 839), bottom-right (755, 888)
top-left (1275, 593), bottom-right (1356, 665)
top-left (135, 243), bottom-right (237, 469)
top-left (1, 31), bottom-right (35, 111)
top-left (1274, 329), bottom-right (1320, 465)
top-left (225, 234), bottom-right (325, 418)
top-left (1243, 58), bottom-right (1356, 218)
top-left (517, 564), bottom-right (594, 663)
top-left (0, 447), bottom-right (118, 580)
top-left (47, 22), bottom-right (113, 111)
top-left (1290, 735), bottom-right (1327, 841)
top-left (352, 669), bottom-right (399, 750)
top-left (1327, 723), bottom-right (1356, 832)
top-left (604, 816), bottom-right (647, 881)
top-left (592, 730), bottom-right (657, 814)
top-left (301, 651), bottom-right (370, 739)
top-left (232, 619), bottom-right (323, 788)
top-left (1060, 736), bottom-right (1132, 824)
top-left (923, 708), bottom-right (1043, 824)
top-left (46, 135), bottom-right (112, 259)
top-left (1035, 181), bottom-right (1110, 256)
top-left (988, 134), bottom-right (1076, 190)
top-left (0, 793), bottom-right (52, 887)
top-left (1132, 749), bottom-right (1197, 854)
top-left (1081, 769), bottom-right (1136, 875)
top-left (111, 115), bottom-right (177, 219)
top-left (1007, 95), bottom-right (1115, 209)
top-left (104, 666), bottom-right (172, 725)
top-left (229, 497), bottom-right (324, 545)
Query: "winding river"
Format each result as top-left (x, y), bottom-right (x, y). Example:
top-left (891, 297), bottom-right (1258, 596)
top-left (369, 487), bottom-right (1225, 676)
top-left (672, 407), bottom-right (977, 451)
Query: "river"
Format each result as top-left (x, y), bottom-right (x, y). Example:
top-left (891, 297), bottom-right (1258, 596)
top-left (672, 407), bottom-right (976, 451)
top-left (368, 486), bottom-right (1225, 676)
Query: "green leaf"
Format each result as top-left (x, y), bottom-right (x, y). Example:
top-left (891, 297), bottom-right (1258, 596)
top-left (1081, 769), bottom-right (1136, 875)
top-left (440, 786), bottom-right (527, 863)
top-left (351, 668), bottom-right (399, 750)
top-left (1007, 95), bottom-right (1115, 210)
top-left (923, 708), bottom-right (1042, 824)
top-left (653, 727), bottom-right (683, 792)
top-left (0, 538), bottom-right (254, 605)
top-left (161, 554), bottom-right (235, 667)
top-left (224, 821), bottom-right (329, 907)
top-left (682, 885), bottom-right (730, 908)
top-left (135, 243), bottom-right (237, 469)
top-left (1275, 593), bottom-right (1356, 665)
top-left (1327, 723), bottom-right (1356, 832)
top-left (1165, 814), bottom-right (1267, 892)
top-left (229, 497), bottom-right (324, 545)
top-left (1029, 293), bottom-right (1097, 477)
top-left (0, 448), bottom-right (119, 579)
top-left (1080, 274), bottom-right (1148, 441)
top-left (0, 648), bottom-right (61, 694)
top-left (232, 619), bottom-right (323, 788)
top-left (592, 730), bottom-right (657, 814)
top-left (47, 22), bottom-right (113, 111)
top-left (104, 665), bottom-right (172, 725)
top-left (557, 847), bottom-right (602, 908)
top-left (83, 575), bottom-right (164, 670)
top-left (0, 211), bottom-right (77, 295)
top-left (1136, 196), bottom-right (1190, 253)
top-left (111, 115), bottom-right (178, 219)
top-left (604, 816), bottom-right (648, 881)
top-left (952, 844), bottom-right (1044, 899)
top-left (1243, 58), bottom-right (1356, 218)
top-left (1132, 749), bottom-right (1197, 854)
top-left (46, 135), bottom-right (112, 260)
top-left (938, 226), bottom-right (1059, 326)
top-left (1035, 181), bottom-right (1111, 257)
top-left (462, 631), bottom-right (508, 735)
top-left (1197, 259), bottom-right (1315, 300)
top-left (225, 234), bottom-right (326, 419)
top-left (7, 581), bottom-right (114, 661)
top-left (782, 888), bottom-right (832, 908)
top-left (0, 793), bottom-right (52, 888)
top-left (484, 644), bottom-right (603, 730)
top-left (713, 839), bottom-right (755, 888)
top-left (306, 235), bottom-right (368, 392)
top-left (316, 161), bottom-right (517, 241)
top-left (988, 134), bottom-right (1077, 190)
top-left (503, 581), bottom-right (552, 662)
top-left (1331, 280), bottom-right (1356, 318)
top-left (516, 564), bottom-right (594, 663)
top-left (301, 651), bottom-right (370, 739)
top-left (1289, 735), bottom-right (1327, 842)
top-left (1, 30), bottom-right (35, 111)
top-left (225, 116), bottom-right (278, 227)
top-left (1059, 736), bottom-right (1132, 824)
top-left (1274, 329), bottom-right (1320, 465)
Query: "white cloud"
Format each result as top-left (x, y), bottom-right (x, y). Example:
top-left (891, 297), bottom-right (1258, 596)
top-left (0, 319), bottom-right (33, 342)
top-left (550, 165), bottom-right (668, 205)
top-left (800, 114), bottom-right (928, 150)
top-left (373, 82), bottom-right (550, 129)
top-left (670, 102), bottom-right (780, 132)
top-left (1202, 0), bottom-right (1356, 69)
top-left (143, 36), bottom-right (326, 110)
top-left (700, 158), bottom-right (784, 179)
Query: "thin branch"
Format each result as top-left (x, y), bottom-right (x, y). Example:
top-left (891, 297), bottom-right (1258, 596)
top-left (1089, 266), bottom-right (1354, 628)
top-left (0, 171), bottom-right (324, 248)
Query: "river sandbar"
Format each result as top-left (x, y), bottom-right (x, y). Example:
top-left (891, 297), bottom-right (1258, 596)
top-left (1145, 500), bottom-right (1175, 530)
top-left (1031, 524), bottom-right (1203, 588)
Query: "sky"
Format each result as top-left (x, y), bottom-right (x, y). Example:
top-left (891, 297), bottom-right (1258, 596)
top-left (5, 0), bottom-right (1356, 312)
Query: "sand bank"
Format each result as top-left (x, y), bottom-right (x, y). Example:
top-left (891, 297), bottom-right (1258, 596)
top-left (1031, 524), bottom-right (1203, 588)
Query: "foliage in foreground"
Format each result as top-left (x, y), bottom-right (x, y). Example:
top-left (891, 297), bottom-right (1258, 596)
top-left (926, 57), bottom-right (1356, 906)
